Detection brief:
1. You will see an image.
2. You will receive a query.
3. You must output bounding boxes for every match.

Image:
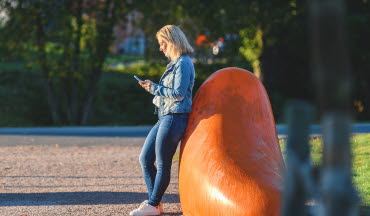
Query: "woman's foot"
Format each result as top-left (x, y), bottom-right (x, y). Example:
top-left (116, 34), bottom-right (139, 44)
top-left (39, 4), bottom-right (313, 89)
top-left (134, 200), bottom-right (164, 213)
top-left (129, 200), bottom-right (161, 216)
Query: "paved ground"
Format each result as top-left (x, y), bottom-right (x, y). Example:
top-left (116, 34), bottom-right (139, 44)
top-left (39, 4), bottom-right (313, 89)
top-left (1, 125), bottom-right (368, 216)
top-left (0, 136), bottom-right (183, 216)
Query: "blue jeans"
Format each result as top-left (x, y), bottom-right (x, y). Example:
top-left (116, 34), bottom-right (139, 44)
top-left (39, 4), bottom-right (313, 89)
top-left (139, 113), bottom-right (189, 206)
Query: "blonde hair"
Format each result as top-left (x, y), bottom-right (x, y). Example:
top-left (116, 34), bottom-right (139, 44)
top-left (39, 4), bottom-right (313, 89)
top-left (156, 25), bottom-right (193, 61)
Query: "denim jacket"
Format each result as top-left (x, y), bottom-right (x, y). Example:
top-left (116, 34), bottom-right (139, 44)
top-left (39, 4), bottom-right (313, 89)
top-left (149, 54), bottom-right (195, 116)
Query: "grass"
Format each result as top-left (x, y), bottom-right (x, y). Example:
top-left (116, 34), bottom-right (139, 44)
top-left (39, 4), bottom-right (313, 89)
top-left (174, 134), bottom-right (370, 214)
top-left (280, 135), bottom-right (370, 214)
top-left (351, 135), bottom-right (370, 214)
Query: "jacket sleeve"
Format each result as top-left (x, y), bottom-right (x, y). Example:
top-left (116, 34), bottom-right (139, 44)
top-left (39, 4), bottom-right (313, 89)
top-left (149, 61), bottom-right (191, 101)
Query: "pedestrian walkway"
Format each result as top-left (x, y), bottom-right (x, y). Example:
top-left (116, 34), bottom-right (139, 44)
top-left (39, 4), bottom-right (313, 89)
top-left (0, 136), bottom-right (182, 216)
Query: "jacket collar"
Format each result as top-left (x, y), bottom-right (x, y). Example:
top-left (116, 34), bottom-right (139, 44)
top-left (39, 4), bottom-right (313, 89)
top-left (167, 55), bottom-right (185, 69)
top-left (161, 55), bottom-right (187, 81)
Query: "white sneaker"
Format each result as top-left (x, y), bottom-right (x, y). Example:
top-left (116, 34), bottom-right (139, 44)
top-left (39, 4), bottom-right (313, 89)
top-left (133, 200), bottom-right (164, 213)
top-left (129, 200), bottom-right (161, 216)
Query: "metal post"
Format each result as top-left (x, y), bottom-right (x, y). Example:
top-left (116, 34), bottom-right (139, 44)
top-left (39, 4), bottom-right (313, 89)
top-left (282, 100), bottom-right (315, 216)
top-left (309, 0), bottom-right (358, 215)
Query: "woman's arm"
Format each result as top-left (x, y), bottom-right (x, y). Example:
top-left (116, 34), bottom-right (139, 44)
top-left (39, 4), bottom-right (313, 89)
top-left (149, 61), bottom-right (192, 101)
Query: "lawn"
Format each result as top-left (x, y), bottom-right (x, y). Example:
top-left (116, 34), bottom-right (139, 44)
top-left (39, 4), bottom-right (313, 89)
top-left (281, 134), bottom-right (370, 214)
top-left (307, 135), bottom-right (369, 205)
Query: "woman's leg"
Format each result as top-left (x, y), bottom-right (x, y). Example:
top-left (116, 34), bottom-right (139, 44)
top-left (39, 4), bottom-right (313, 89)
top-left (139, 120), bottom-right (160, 199)
top-left (148, 113), bottom-right (189, 206)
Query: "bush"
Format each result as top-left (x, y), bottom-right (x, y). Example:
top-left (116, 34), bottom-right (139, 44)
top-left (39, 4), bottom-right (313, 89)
top-left (1, 59), bottom-right (368, 127)
top-left (0, 64), bottom-right (50, 126)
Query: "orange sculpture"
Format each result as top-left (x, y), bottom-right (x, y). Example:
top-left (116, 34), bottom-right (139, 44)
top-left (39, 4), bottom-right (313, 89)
top-left (179, 67), bottom-right (284, 216)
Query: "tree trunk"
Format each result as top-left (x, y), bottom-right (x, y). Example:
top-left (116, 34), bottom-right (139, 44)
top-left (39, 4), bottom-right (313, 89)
top-left (80, 69), bottom-right (101, 125)
top-left (35, 6), bottom-right (61, 124)
top-left (61, 30), bottom-right (73, 123)
top-left (80, 0), bottom-right (120, 125)
top-left (70, 0), bottom-right (83, 124)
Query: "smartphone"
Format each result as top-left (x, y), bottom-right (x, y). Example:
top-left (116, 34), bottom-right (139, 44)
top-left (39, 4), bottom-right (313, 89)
top-left (134, 75), bottom-right (143, 82)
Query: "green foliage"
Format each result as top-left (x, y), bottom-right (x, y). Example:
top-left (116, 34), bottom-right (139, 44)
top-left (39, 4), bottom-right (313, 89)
top-left (0, 59), bottom-right (249, 126)
top-left (1, 0), bottom-right (370, 125)
top-left (0, 66), bottom-right (49, 126)
top-left (107, 61), bottom-right (166, 78)
top-left (0, 61), bottom-right (163, 126)
top-left (239, 27), bottom-right (263, 63)
top-left (92, 70), bottom-right (158, 125)
top-left (0, 62), bottom-right (28, 71)
top-left (135, 0), bottom-right (370, 122)
top-left (104, 54), bottom-right (144, 65)
top-left (0, 0), bottom-right (129, 124)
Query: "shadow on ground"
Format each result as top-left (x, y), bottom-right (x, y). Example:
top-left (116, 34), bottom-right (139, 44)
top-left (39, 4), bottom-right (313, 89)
top-left (0, 192), bottom-right (180, 206)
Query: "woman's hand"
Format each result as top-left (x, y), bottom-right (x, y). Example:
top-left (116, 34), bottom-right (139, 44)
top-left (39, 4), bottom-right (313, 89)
top-left (139, 80), bottom-right (152, 91)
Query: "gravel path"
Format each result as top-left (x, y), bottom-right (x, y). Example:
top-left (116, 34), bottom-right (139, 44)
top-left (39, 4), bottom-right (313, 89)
top-left (0, 136), bottom-right (183, 216)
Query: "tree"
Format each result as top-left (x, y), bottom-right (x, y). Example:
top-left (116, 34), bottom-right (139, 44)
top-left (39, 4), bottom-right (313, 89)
top-left (347, 0), bottom-right (370, 121)
top-left (1, 0), bottom-right (130, 124)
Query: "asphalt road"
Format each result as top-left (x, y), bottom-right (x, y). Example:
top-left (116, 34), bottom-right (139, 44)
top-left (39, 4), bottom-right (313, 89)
top-left (0, 124), bottom-right (368, 137)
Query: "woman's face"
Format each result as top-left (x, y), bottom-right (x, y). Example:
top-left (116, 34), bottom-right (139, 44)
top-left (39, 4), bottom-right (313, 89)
top-left (158, 38), bottom-right (169, 58)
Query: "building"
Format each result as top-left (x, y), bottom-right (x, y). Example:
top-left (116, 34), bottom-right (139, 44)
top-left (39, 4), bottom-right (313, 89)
top-left (111, 11), bottom-right (145, 55)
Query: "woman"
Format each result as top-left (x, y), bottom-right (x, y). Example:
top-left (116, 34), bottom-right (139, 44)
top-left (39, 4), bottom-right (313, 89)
top-left (129, 25), bottom-right (195, 216)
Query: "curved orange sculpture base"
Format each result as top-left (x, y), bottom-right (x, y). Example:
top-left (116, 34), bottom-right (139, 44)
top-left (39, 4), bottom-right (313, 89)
top-left (179, 67), bottom-right (284, 216)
